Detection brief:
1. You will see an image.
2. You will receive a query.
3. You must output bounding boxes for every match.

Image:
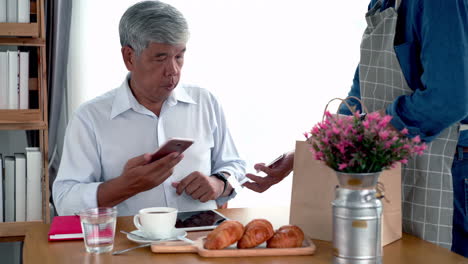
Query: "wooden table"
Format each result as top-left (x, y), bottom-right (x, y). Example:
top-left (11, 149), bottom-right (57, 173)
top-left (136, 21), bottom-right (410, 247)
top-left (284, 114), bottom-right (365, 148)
top-left (23, 207), bottom-right (467, 264)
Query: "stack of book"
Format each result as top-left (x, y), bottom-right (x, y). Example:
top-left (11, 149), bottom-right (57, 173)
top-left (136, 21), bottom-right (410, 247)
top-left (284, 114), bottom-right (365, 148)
top-left (0, 0), bottom-right (30, 23)
top-left (1, 0), bottom-right (31, 109)
top-left (0, 49), bottom-right (29, 109)
top-left (0, 147), bottom-right (43, 222)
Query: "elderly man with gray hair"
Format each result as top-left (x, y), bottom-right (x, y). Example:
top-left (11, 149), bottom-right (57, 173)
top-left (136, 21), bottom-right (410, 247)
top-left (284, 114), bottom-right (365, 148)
top-left (53, 0), bottom-right (246, 216)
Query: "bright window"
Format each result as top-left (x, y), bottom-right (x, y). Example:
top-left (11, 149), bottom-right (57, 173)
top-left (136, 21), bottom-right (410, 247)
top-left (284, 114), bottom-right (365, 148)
top-left (68, 0), bottom-right (369, 208)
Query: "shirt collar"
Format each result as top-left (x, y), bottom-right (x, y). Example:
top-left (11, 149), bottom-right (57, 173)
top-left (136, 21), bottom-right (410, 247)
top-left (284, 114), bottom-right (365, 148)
top-left (171, 84), bottom-right (197, 105)
top-left (110, 75), bottom-right (196, 119)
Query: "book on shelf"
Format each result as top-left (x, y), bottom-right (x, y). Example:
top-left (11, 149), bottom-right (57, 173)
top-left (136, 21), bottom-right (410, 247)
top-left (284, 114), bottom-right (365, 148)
top-left (0, 51), bottom-right (7, 109)
top-left (19, 51), bottom-right (29, 109)
top-left (6, 0), bottom-right (17, 23)
top-left (0, 0), bottom-right (6, 23)
top-left (26, 147), bottom-right (42, 221)
top-left (0, 154), bottom-right (3, 222)
top-left (15, 153), bottom-right (26, 222)
top-left (48, 215), bottom-right (84, 241)
top-left (4, 156), bottom-right (15, 222)
top-left (7, 50), bottom-right (19, 109)
top-left (17, 0), bottom-right (30, 23)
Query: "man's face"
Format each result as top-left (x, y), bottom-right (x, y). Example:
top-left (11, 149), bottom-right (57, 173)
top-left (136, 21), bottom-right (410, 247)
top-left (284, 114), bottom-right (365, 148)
top-left (124, 42), bottom-right (186, 103)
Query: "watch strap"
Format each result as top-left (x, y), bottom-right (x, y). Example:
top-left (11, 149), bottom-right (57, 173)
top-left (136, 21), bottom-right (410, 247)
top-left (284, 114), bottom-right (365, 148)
top-left (211, 172), bottom-right (228, 193)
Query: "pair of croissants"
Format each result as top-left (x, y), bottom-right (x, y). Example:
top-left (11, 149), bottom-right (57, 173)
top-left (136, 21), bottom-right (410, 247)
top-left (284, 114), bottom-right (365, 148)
top-left (204, 219), bottom-right (304, 250)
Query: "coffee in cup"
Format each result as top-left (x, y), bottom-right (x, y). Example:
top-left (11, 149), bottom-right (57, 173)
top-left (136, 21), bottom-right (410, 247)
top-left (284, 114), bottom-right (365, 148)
top-left (133, 207), bottom-right (178, 239)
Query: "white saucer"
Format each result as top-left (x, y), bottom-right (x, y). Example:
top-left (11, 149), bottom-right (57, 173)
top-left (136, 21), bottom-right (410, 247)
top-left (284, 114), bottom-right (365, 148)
top-left (127, 229), bottom-right (187, 244)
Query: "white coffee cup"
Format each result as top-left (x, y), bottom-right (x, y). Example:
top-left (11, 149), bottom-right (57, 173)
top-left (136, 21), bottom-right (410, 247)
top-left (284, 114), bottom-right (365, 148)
top-left (133, 207), bottom-right (178, 239)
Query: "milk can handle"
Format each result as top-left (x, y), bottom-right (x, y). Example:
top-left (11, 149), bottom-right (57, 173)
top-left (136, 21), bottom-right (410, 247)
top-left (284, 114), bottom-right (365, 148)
top-left (376, 182), bottom-right (390, 203)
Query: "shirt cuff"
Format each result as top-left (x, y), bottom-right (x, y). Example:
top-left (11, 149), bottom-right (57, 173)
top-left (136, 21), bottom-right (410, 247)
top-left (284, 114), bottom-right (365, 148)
top-left (57, 182), bottom-right (102, 216)
top-left (215, 186), bottom-right (238, 207)
top-left (213, 169), bottom-right (243, 206)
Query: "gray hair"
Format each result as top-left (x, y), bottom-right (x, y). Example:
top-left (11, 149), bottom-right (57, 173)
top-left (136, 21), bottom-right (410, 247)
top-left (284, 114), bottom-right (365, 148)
top-left (119, 1), bottom-right (189, 55)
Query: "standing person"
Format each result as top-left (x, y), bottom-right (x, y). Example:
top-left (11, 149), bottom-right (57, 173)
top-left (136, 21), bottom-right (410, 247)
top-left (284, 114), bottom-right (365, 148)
top-left (244, 0), bottom-right (468, 256)
top-left (53, 0), bottom-right (246, 217)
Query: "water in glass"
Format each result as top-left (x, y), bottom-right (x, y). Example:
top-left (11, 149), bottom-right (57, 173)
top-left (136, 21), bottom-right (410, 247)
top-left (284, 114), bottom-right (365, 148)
top-left (80, 207), bottom-right (117, 253)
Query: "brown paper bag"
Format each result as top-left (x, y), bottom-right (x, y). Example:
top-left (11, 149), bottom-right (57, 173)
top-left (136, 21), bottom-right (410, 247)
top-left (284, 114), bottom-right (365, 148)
top-left (289, 141), bottom-right (402, 246)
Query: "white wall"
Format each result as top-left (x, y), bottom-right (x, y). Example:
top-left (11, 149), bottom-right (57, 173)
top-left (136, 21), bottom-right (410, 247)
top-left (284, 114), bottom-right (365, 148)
top-left (67, 0), bottom-right (369, 208)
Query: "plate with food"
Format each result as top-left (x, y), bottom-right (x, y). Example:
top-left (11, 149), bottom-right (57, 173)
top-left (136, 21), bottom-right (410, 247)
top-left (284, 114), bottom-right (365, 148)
top-left (150, 219), bottom-right (316, 257)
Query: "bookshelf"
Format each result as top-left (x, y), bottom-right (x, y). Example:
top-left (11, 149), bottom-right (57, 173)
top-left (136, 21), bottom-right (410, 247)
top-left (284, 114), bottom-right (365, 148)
top-left (0, 0), bottom-right (49, 240)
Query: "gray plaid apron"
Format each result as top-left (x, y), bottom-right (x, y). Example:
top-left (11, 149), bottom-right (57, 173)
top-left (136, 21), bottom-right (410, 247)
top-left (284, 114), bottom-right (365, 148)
top-left (359, 0), bottom-right (460, 249)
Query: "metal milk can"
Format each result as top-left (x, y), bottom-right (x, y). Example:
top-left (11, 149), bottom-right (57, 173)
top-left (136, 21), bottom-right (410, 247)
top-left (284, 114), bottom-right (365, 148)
top-left (332, 171), bottom-right (383, 264)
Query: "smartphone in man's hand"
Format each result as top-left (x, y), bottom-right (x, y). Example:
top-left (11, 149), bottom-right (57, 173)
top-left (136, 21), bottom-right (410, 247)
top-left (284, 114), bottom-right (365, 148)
top-left (149, 138), bottom-right (194, 163)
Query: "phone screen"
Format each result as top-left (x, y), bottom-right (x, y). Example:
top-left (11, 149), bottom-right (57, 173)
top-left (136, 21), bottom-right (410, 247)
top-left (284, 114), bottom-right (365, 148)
top-left (175, 210), bottom-right (227, 230)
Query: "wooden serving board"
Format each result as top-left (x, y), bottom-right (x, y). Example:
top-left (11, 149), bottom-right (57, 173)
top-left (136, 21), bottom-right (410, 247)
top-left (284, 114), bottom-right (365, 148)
top-left (150, 236), bottom-right (316, 257)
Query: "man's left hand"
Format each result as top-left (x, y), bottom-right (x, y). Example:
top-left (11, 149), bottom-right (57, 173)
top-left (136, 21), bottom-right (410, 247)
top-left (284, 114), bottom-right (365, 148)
top-left (172, 172), bottom-right (224, 202)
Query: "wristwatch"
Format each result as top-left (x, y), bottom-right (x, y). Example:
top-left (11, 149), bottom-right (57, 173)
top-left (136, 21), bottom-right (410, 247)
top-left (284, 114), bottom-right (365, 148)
top-left (211, 172), bottom-right (228, 193)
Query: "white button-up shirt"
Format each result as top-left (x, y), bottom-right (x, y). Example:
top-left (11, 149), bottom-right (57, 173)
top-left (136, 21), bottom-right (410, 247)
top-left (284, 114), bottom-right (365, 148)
top-left (53, 77), bottom-right (246, 216)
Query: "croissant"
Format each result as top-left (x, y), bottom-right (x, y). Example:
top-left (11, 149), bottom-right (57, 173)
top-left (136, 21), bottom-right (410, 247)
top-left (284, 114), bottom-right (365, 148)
top-left (204, 220), bottom-right (244, 250)
top-left (237, 219), bottom-right (274, 249)
top-left (267, 225), bottom-right (305, 248)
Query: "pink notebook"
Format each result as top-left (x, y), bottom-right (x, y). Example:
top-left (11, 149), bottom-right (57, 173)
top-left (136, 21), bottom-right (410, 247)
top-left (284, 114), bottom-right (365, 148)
top-left (48, 215), bottom-right (84, 241)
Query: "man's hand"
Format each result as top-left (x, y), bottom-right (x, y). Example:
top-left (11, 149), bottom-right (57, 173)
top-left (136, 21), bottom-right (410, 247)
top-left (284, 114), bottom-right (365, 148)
top-left (172, 172), bottom-right (225, 202)
top-left (121, 152), bottom-right (184, 192)
top-left (97, 152), bottom-right (184, 207)
top-left (243, 151), bottom-right (294, 193)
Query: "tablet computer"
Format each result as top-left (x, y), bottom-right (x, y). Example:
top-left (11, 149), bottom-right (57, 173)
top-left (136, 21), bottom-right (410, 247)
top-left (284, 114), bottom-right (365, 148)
top-left (175, 210), bottom-right (229, 231)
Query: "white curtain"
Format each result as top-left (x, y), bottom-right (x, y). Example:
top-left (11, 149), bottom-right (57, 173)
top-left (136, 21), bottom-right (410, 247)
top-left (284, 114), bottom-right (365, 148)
top-left (67, 0), bottom-right (369, 208)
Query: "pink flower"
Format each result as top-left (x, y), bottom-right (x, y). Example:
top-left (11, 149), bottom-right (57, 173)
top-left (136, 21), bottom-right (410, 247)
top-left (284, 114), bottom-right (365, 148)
top-left (414, 144), bottom-right (427, 155)
top-left (378, 115), bottom-right (392, 128)
top-left (384, 141), bottom-right (393, 149)
top-left (363, 120), bottom-right (370, 129)
top-left (314, 151), bottom-right (324, 160)
top-left (338, 163), bottom-right (348, 170)
top-left (401, 128), bottom-right (409, 135)
top-left (399, 159), bottom-right (408, 164)
top-left (319, 123), bottom-right (328, 130)
top-left (336, 143), bottom-right (346, 154)
top-left (312, 129), bottom-right (320, 138)
top-left (332, 127), bottom-right (340, 135)
top-left (353, 111), bottom-right (361, 119)
top-left (306, 106), bottom-right (426, 173)
top-left (367, 112), bottom-right (380, 122)
top-left (379, 130), bottom-right (389, 141)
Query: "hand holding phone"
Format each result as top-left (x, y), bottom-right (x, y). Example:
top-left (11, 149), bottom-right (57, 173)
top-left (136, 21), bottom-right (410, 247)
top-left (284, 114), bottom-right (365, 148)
top-left (255, 153), bottom-right (286, 173)
top-left (149, 138), bottom-right (194, 163)
top-left (266, 153), bottom-right (286, 168)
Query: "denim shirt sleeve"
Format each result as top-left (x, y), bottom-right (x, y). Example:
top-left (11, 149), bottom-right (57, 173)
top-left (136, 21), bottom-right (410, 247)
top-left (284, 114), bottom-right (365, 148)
top-left (338, 66), bottom-right (362, 116)
top-left (386, 0), bottom-right (468, 142)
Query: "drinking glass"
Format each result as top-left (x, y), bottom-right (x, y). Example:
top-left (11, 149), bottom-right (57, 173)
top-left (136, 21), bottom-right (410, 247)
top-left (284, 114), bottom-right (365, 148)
top-left (79, 207), bottom-right (117, 253)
